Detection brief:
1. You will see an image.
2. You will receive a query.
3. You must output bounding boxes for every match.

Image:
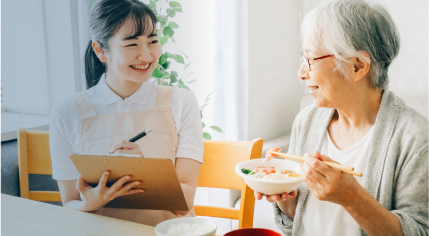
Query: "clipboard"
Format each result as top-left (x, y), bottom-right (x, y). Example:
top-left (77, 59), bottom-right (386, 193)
top-left (70, 154), bottom-right (189, 211)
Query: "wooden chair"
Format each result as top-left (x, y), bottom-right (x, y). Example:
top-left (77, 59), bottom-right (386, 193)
top-left (194, 138), bottom-right (263, 229)
top-left (17, 128), bottom-right (62, 202)
top-left (17, 127), bottom-right (263, 228)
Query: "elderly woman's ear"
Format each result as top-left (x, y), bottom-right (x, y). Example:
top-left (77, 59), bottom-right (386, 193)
top-left (349, 51), bottom-right (371, 83)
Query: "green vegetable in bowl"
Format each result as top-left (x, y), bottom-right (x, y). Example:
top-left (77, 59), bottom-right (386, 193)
top-left (241, 168), bottom-right (255, 175)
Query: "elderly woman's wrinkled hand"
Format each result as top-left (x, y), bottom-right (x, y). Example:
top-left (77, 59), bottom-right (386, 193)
top-left (254, 190), bottom-right (298, 203)
top-left (301, 151), bottom-right (360, 207)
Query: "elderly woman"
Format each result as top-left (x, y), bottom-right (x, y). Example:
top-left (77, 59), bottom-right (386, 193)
top-left (256, 0), bottom-right (428, 236)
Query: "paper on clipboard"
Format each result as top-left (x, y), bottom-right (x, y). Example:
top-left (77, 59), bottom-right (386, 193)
top-left (70, 154), bottom-right (188, 211)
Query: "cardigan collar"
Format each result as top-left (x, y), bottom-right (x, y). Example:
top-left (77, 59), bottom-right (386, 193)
top-left (312, 90), bottom-right (398, 198)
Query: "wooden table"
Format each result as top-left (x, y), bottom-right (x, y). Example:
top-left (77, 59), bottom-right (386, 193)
top-left (1, 194), bottom-right (157, 236)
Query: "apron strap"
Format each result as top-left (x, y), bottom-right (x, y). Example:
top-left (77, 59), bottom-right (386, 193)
top-left (72, 91), bottom-right (97, 118)
top-left (154, 86), bottom-right (174, 109)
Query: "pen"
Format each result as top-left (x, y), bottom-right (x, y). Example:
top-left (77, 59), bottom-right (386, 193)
top-left (129, 129), bottom-right (152, 142)
top-left (108, 129), bottom-right (152, 154)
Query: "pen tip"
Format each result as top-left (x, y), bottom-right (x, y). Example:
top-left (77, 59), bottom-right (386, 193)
top-left (146, 129), bottom-right (152, 134)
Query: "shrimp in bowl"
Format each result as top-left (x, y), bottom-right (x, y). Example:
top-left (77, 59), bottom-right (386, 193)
top-left (235, 151), bottom-right (303, 195)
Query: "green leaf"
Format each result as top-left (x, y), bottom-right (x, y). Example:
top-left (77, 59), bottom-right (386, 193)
top-left (187, 79), bottom-right (196, 84)
top-left (178, 79), bottom-right (191, 91)
top-left (170, 71), bottom-right (178, 83)
top-left (168, 21), bottom-right (179, 29)
top-left (209, 126), bottom-right (223, 133)
top-left (167, 53), bottom-right (184, 64)
top-left (160, 15), bottom-right (169, 22)
top-left (163, 26), bottom-right (174, 37)
top-left (180, 51), bottom-right (190, 61)
top-left (169, 1), bottom-right (183, 13)
top-left (149, 0), bottom-right (157, 8)
top-left (170, 36), bottom-right (176, 43)
top-left (152, 68), bottom-right (163, 78)
top-left (162, 70), bottom-right (169, 76)
top-left (175, 55), bottom-right (185, 64)
top-left (162, 61), bottom-right (170, 70)
top-left (160, 35), bottom-right (169, 45)
top-left (185, 72), bottom-right (194, 78)
top-left (241, 168), bottom-right (252, 175)
top-left (202, 122), bottom-right (205, 128)
top-left (89, 0), bottom-right (100, 10)
top-left (166, 52), bottom-right (176, 59)
top-left (159, 53), bottom-right (167, 65)
top-left (166, 8), bottom-right (176, 17)
top-left (205, 92), bottom-right (213, 102)
top-left (203, 132), bottom-right (212, 140)
top-left (184, 62), bottom-right (193, 71)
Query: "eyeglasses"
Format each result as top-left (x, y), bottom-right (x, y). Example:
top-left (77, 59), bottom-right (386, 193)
top-left (300, 53), bottom-right (334, 71)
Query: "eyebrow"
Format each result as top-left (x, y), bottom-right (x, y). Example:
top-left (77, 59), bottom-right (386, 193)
top-left (122, 33), bottom-right (158, 41)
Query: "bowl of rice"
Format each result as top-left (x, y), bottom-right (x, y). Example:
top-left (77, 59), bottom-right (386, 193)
top-left (155, 217), bottom-right (217, 236)
top-left (235, 158), bottom-right (303, 195)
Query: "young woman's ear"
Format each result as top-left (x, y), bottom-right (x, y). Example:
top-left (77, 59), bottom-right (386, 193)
top-left (92, 41), bottom-right (107, 62)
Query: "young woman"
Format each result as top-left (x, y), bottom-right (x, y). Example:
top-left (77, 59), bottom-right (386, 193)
top-left (49, 0), bottom-right (203, 226)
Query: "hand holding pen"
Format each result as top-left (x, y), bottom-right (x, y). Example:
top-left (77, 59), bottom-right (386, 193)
top-left (108, 129), bottom-right (152, 155)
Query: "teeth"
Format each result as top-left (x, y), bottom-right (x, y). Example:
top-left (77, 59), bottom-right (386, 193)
top-left (132, 64), bottom-right (150, 70)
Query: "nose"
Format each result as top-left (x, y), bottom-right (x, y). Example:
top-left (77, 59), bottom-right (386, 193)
top-left (298, 62), bottom-right (309, 81)
top-left (136, 44), bottom-right (152, 62)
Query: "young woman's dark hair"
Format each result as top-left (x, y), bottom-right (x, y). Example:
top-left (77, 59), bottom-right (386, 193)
top-left (84, 0), bottom-right (157, 89)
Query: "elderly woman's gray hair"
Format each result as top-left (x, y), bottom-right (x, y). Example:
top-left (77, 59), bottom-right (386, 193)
top-left (302, 0), bottom-right (400, 89)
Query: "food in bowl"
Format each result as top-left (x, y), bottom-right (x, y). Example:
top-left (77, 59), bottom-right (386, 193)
top-left (166, 222), bottom-right (216, 236)
top-left (155, 217), bottom-right (216, 236)
top-left (240, 166), bottom-right (300, 181)
top-left (235, 159), bottom-right (303, 195)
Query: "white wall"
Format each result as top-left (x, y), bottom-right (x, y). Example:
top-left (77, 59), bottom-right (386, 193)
top-left (247, 0), bottom-right (301, 141)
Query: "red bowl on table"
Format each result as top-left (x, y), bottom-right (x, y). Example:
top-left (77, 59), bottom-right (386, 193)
top-left (224, 228), bottom-right (282, 236)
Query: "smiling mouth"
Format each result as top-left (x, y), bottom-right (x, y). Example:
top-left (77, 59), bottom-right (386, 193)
top-left (130, 63), bottom-right (151, 70)
top-left (309, 86), bottom-right (319, 91)
top-left (309, 86), bottom-right (319, 95)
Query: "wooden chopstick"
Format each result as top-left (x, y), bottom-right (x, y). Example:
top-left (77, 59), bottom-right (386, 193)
top-left (269, 151), bottom-right (363, 177)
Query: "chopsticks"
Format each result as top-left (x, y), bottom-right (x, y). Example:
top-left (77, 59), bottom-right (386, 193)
top-left (269, 151), bottom-right (363, 177)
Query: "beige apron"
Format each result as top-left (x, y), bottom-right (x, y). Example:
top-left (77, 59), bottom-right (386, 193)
top-left (72, 85), bottom-right (194, 226)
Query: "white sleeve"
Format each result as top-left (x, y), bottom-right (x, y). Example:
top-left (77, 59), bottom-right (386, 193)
top-left (175, 90), bottom-right (204, 163)
top-left (49, 105), bottom-right (79, 180)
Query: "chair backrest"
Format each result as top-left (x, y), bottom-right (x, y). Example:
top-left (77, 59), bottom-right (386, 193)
top-left (194, 138), bottom-right (263, 229)
top-left (17, 128), bottom-right (62, 202)
top-left (17, 127), bottom-right (263, 224)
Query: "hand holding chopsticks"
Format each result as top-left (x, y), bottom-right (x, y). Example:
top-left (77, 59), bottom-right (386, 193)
top-left (268, 151), bottom-right (363, 177)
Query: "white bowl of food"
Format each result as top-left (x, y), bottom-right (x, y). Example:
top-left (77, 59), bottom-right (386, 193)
top-left (155, 217), bottom-right (216, 236)
top-left (235, 158), bottom-right (303, 195)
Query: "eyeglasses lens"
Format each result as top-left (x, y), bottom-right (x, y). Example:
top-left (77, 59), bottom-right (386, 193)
top-left (301, 54), bottom-right (311, 71)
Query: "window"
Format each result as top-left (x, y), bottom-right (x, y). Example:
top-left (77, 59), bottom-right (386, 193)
top-left (1, 0), bottom-right (85, 141)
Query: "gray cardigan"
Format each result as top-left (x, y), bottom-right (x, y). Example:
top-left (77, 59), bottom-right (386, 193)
top-left (273, 90), bottom-right (428, 236)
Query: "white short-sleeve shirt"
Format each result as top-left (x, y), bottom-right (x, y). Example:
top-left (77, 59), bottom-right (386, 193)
top-left (49, 75), bottom-right (204, 180)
